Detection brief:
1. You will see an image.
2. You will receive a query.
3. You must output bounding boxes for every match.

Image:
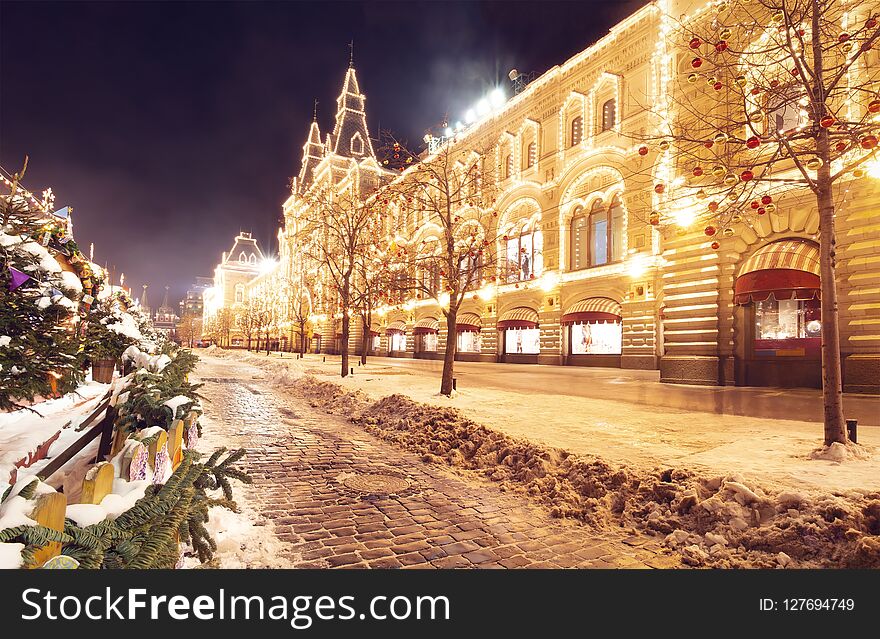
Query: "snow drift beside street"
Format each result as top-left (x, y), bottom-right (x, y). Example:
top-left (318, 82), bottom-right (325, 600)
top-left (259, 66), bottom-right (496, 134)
top-left (210, 350), bottom-right (880, 568)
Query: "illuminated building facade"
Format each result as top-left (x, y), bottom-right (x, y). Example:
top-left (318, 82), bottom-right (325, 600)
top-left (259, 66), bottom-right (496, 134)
top-left (235, 1), bottom-right (880, 392)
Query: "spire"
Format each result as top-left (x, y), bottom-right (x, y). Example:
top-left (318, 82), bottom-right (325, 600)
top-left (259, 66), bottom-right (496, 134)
top-left (140, 284), bottom-right (150, 314)
top-left (331, 63), bottom-right (374, 159)
top-left (297, 100), bottom-right (325, 193)
top-left (160, 285), bottom-right (170, 311)
top-left (348, 40), bottom-right (354, 68)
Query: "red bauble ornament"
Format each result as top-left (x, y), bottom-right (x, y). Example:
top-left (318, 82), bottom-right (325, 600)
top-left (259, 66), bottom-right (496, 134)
top-left (838, 32), bottom-right (850, 42)
top-left (861, 135), bottom-right (878, 149)
top-left (689, 37), bottom-right (702, 49)
top-left (691, 57), bottom-right (703, 68)
top-left (835, 142), bottom-right (848, 152)
top-left (740, 170), bottom-right (754, 181)
top-left (529, 273), bottom-right (535, 280)
top-left (757, 207), bottom-right (766, 215)
top-left (761, 195), bottom-right (773, 205)
top-left (820, 115), bottom-right (835, 128)
top-left (770, 79), bottom-right (780, 88)
top-left (654, 183), bottom-right (665, 194)
top-left (750, 87), bottom-right (762, 96)
top-left (750, 200), bottom-right (759, 209)
top-left (502, 235), bottom-right (508, 241)
top-left (704, 226), bottom-right (716, 236)
top-left (711, 241), bottom-right (720, 250)
top-left (790, 67), bottom-right (799, 76)
top-left (704, 141), bottom-right (714, 149)
top-left (649, 213), bottom-right (660, 226)
top-left (867, 18), bottom-right (878, 29)
top-left (715, 41), bottom-right (728, 52)
top-left (514, 283), bottom-right (519, 289)
top-left (713, 82), bottom-right (723, 91)
top-left (693, 166), bottom-right (704, 176)
top-left (638, 145), bottom-right (649, 155)
top-left (868, 99), bottom-right (880, 114)
top-left (708, 201), bottom-right (719, 212)
top-left (746, 136), bottom-right (761, 149)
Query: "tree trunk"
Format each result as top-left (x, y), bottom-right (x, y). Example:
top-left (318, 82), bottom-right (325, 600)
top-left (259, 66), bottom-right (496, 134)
top-left (360, 314), bottom-right (369, 365)
top-left (816, 172), bottom-right (846, 445)
top-left (340, 281), bottom-right (350, 378)
top-left (440, 307), bottom-right (458, 396)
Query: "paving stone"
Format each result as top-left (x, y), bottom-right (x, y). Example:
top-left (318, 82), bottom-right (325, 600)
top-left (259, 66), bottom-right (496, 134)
top-left (195, 356), bottom-right (668, 571)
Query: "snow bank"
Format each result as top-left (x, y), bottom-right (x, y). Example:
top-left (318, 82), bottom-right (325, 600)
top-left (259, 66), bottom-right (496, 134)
top-left (262, 365), bottom-right (880, 569)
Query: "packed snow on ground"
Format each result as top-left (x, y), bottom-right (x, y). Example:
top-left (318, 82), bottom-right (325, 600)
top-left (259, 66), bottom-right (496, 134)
top-left (0, 381), bottom-right (108, 485)
top-left (206, 349), bottom-right (880, 568)
top-left (180, 411), bottom-right (298, 568)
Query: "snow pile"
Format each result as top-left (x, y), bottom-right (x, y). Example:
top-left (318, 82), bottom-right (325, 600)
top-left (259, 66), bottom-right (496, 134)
top-left (122, 345), bottom-right (171, 373)
top-left (105, 313), bottom-right (143, 342)
top-left (0, 382), bottom-right (108, 484)
top-left (281, 375), bottom-right (880, 568)
top-left (810, 441), bottom-right (871, 463)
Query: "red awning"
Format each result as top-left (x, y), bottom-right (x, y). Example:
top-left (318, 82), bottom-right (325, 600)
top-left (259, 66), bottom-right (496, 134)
top-left (561, 297), bottom-right (622, 325)
top-left (369, 330), bottom-right (380, 337)
top-left (734, 269), bottom-right (820, 304)
top-left (497, 307), bottom-right (539, 330)
top-left (385, 320), bottom-right (406, 335)
top-left (735, 239), bottom-right (821, 305)
top-left (413, 317), bottom-right (439, 335)
top-left (456, 312), bottom-right (482, 332)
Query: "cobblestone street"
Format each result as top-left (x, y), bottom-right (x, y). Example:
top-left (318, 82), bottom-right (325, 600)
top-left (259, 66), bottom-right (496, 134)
top-left (194, 355), bottom-right (676, 569)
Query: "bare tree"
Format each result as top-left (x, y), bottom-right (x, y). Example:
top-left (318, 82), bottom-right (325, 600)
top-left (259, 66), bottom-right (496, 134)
top-left (642, 0), bottom-right (879, 444)
top-left (382, 137), bottom-right (500, 396)
top-left (176, 311), bottom-right (198, 348)
top-left (239, 301), bottom-right (259, 351)
top-left (299, 179), bottom-right (387, 377)
top-left (351, 244), bottom-right (393, 365)
top-left (216, 307), bottom-right (233, 347)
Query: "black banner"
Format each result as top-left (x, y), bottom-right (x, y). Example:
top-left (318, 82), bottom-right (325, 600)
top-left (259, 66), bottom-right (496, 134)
top-left (1, 569), bottom-right (875, 636)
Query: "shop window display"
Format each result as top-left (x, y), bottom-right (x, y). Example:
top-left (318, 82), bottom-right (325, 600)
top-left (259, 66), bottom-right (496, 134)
top-left (569, 321), bottom-right (622, 355)
top-left (754, 297), bottom-right (820, 355)
top-left (504, 327), bottom-right (540, 354)
top-left (420, 332), bottom-right (438, 352)
top-left (389, 332), bottom-right (406, 352)
top-left (457, 330), bottom-right (481, 353)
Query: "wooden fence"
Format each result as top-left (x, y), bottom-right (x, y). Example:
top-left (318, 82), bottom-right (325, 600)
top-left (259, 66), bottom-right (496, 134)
top-left (23, 398), bottom-right (199, 568)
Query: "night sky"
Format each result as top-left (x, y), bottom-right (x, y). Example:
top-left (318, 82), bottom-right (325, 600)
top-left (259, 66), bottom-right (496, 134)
top-left (1, 0), bottom-right (646, 305)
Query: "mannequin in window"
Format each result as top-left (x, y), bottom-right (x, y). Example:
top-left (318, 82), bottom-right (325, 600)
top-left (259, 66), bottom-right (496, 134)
top-left (521, 252), bottom-right (530, 279)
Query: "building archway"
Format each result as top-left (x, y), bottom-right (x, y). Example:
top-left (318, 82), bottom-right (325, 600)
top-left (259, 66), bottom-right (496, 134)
top-left (733, 238), bottom-right (821, 388)
top-left (561, 297), bottom-right (622, 367)
top-left (497, 306), bottom-right (540, 363)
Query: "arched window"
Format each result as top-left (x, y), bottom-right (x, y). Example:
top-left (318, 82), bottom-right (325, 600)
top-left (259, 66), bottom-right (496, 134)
top-left (458, 252), bottom-right (482, 291)
top-left (466, 164), bottom-right (480, 197)
top-left (249, 254), bottom-right (257, 264)
top-left (505, 153), bottom-right (513, 178)
top-left (239, 252), bottom-right (247, 263)
top-left (351, 133), bottom-right (364, 155)
top-left (601, 99), bottom-right (616, 132)
top-left (526, 142), bottom-right (537, 168)
top-left (504, 222), bottom-right (543, 282)
top-left (570, 195), bottom-right (625, 270)
top-left (235, 284), bottom-right (244, 303)
top-left (570, 116), bottom-right (583, 147)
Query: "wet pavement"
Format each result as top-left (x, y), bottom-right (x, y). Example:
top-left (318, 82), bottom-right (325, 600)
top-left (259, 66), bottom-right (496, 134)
top-left (310, 355), bottom-right (880, 426)
top-left (194, 356), bottom-right (678, 569)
